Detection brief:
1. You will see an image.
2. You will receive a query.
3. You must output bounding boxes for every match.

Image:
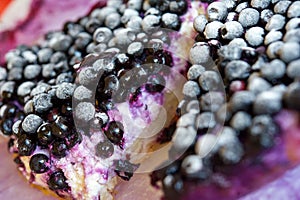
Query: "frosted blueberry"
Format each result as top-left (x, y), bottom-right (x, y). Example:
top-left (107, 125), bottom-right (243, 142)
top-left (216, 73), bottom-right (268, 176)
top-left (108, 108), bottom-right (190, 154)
top-left (261, 59), bottom-right (286, 80)
top-left (247, 76), bottom-right (271, 95)
top-left (186, 100), bottom-right (200, 114)
top-left (260, 9), bottom-right (273, 24)
top-left (127, 42), bottom-right (144, 56)
top-left (127, 0), bottom-right (143, 10)
top-left (17, 81), bottom-right (35, 97)
top-left (144, 7), bottom-right (161, 16)
top-left (287, 1), bottom-right (300, 18)
top-left (279, 42), bottom-right (300, 63)
top-left (200, 91), bottom-right (225, 112)
top-left (42, 64), bottom-right (56, 78)
top-left (8, 66), bottom-right (23, 81)
top-left (274, 1), bottom-right (292, 14)
top-left (238, 8), bottom-right (260, 27)
top-left (126, 16), bottom-right (142, 31)
top-left (162, 13), bottom-right (180, 30)
top-left (225, 60), bottom-right (251, 81)
top-left (7, 56), bottom-right (26, 70)
top-left (283, 29), bottom-right (300, 43)
top-left (235, 2), bottom-right (249, 13)
top-left (266, 41), bottom-right (284, 59)
top-left (75, 102), bottom-right (95, 122)
top-left (181, 155), bottom-right (203, 174)
top-left (250, 0), bottom-right (271, 10)
top-left (24, 64), bottom-right (41, 79)
top-left (121, 8), bottom-right (139, 24)
top-left (56, 83), bottom-right (75, 100)
top-left (230, 91), bottom-right (255, 112)
top-left (0, 67), bottom-right (7, 81)
top-left (187, 64), bottom-right (206, 80)
top-left (33, 93), bottom-right (53, 113)
top-left (195, 134), bottom-right (218, 157)
top-left (198, 71), bottom-right (222, 91)
top-left (226, 12), bottom-right (239, 22)
top-left (221, 21), bottom-right (244, 40)
top-left (0, 81), bottom-right (15, 99)
top-left (265, 14), bottom-right (286, 31)
top-left (24, 100), bottom-right (34, 114)
top-left (193, 15), bottom-right (208, 33)
top-left (207, 2), bottom-right (228, 21)
top-left (172, 126), bottom-right (197, 151)
top-left (230, 111), bottom-right (252, 131)
top-left (245, 27), bottom-right (265, 46)
top-left (228, 38), bottom-right (247, 48)
top-left (93, 27), bottom-right (113, 43)
top-left (73, 85), bottom-right (93, 101)
top-left (22, 50), bottom-right (37, 63)
top-left (253, 90), bottom-right (282, 115)
top-left (30, 83), bottom-right (51, 96)
top-left (22, 114), bottom-right (43, 134)
top-left (182, 81), bottom-right (201, 98)
top-left (176, 113), bottom-right (196, 127)
top-left (196, 112), bottom-right (216, 129)
top-left (287, 59), bottom-right (300, 79)
top-left (264, 30), bottom-right (283, 45)
top-left (78, 67), bottom-right (98, 86)
top-left (216, 103), bottom-right (232, 123)
top-left (189, 42), bottom-right (211, 65)
top-left (204, 21), bottom-right (224, 39)
top-left (284, 81), bottom-right (300, 110)
top-left (105, 13), bottom-right (121, 29)
top-left (49, 34), bottom-right (72, 52)
top-left (285, 18), bottom-right (300, 31)
top-left (218, 45), bottom-right (242, 60)
top-left (222, 0), bottom-right (236, 10)
top-left (142, 15), bottom-right (160, 33)
top-left (115, 28), bottom-right (136, 46)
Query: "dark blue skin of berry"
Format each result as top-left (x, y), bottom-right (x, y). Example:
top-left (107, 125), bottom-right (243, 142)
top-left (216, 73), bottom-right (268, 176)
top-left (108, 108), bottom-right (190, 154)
top-left (18, 134), bottom-right (36, 156)
top-left (0, 118), bottom-right (13, 136)
top-left (29, 153), bottom-right (49, 174)
top-left (95, 140), bottom-right (114, 159)
top-left (105, 121), bottom-right (124, 145)
top-left (37, 123), bottom-right (54, 146)
top-left (47, 170), bottom-right (69, 191)
top-left (51, 140), bottom-right (68, 158)
top-left (51, 116), bottom-right (71, 138)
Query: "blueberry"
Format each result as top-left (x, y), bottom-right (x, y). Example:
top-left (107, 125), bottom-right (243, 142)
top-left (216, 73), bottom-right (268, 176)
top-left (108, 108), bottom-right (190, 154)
top-left (0, 67), bottom-right (8, 81)
top-left (56, 83), bottom-right (75, 100)
top-left (17, 134), bottom-right (36, 156)
top-left (93, 27), bottom-right (113, 43)
top-left (47, 170), bottom-right (69, 190)
top-left (29, 153), bottom-right (49, 173)
top-left (260, 9), bottom-right (274, 24)
top-left (95, 140), bottom-right (114, 158)
top-left (91, 112), bottom-right (109, 128)
top-left (142, 15), bottom-right (161, 33)
top-left (114, 159), bottom-right (139, 181)
top-left (22, 50), bottom-right (37, 63)
top-left (284, 81), bottom-right (300, 110)
top-left (261, 59), bottom-right (286, 81)
top-left (126, 16), bottom-right (142, 31)
top-left (265, 14), bottom-right (286, 31)
top-left (285, 18), bottom-right (300, 31)
top-left (196, 112), bottom-right (216, 130)
top-left (33, 93), bottom-right (53, 113)
top-left (73, 85), bottom-right (93, 101)
top-left (162, 13), bottom-right (180, 30)
top-left (247, 76), bottom-right (271, 95)
top-left (145, 74), bottom-right (166, 93)
top-left (238, 8), bottom-right (260, 27)
top-left (169, 0), bottom-right (187, 14)
top-left (186, 100), bottom-right (200, 114)
top-left (250, 0), bottom-right (271, 10)
top-left (78, 67), bottom-right (98, 86)
top-left (127, 0), bottom-right (143, 10)
top-left (228, 38), bottom-right (247, 48)
top-left (193, 15), bottom-right (208, 33)
top-left (42, 64), bottom-right (56, 78)
top-left (30, 83), bottom-right (51, 96)
top-left (283, 28), bottom-right (300, 43)
top-left (8, 67), bottom-right (23, 81)
top-left (172, 126), bottom-right (196, 151)
top-left (127, 42), bottom-right (144, 56)
top-left (230, 111), bottom-right (252, 131)
top-left (204, 21), bottom-right (224, 39)
top-left (17, 81), bottom-right (35, 97)
top-left (189, 42), bottom-right (211, 65)
top-left (264, 30), bottom-right (283, 45)
top-left (279, 42), bottom-right (300, 63)
top-left (287, 1), bottom-right (300, 18)
top-left (0, 118), bottom-right (13, 136)
top-left (266, 41), bottom-right (284, 59)
top-left (225, 60), bottom-right (251, 81)
top-left (63, 22), bottom-right (84, 38)
top-left (230, 91), bottom-right (255, 112)
top-left (49, 34), bottom-right (72, 52)
top-left (52, 139), bottom-right (68, 158)
top-left (145, 8), bottom-right (161, 16)
top-left (221, 21), bottom-right (244, 40)
top-left (56, 72), bottom-right (74, 84)
top-left (187, 64), bottom-right (205, 80)
top-left (121, 8), bottom-right (139, 23)
top-left (7, 56), bottom-right (26, 69)
top-left (74, 32), bottom-right (92, 50)
top-left (198, 71), bottom-right (222, 91)
top-left (235, 2), bottom-right (249, 13)
top-left (245, 27), bottom-right (265, 47)
top-left (274, 1), bottom-right (291, 14)
top-left (182, 81), bottom-right (201, 98)
top-left (105, 12), bottom-right (121, 29)
top-left (0, 81), bottom-right (15, 99)
top-left (181, 155), bottom-right (203, 175)
top-left (24, 64), bottom-right (42, 79)
top-left (74, 102), bottom-right (95, 122)
top-left (22, 114), bottom-right (43, 134)
top-left (253, 90), bottom-right (282, 115)
top-left (200, 91), bottom-right (225, 112)
top-left (37, 123), bottom-right (54, 146)
top-left (105, 121), bottom-right (124, 145)
top-left (287, 59), bottom-right (300, 79)
top-left (50, 52), bottom-right (67, 64)
top-left (207, 2), bottom-right (228, 21)
top-left (52, 116), bottom-right (70, 138)
top-left (12, 120), bottom-right (22, 136)
top-left (176, 113), bottom-right (196, 127)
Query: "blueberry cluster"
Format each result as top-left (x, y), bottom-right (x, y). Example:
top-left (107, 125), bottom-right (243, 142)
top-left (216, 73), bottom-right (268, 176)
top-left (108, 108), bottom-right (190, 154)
top-left (151, 0), bottom-right (300, 198)
top-left (0, 0), bottom-right (188, 195)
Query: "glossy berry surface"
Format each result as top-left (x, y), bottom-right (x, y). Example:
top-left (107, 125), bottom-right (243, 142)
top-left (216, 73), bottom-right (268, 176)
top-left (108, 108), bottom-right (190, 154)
top-left (47, 170), bottom-right (69, 190)
top-left (29, 153), bottom-right (49, 173)
top-left (95, 140), bottom-right (114, 159)
top-left (105, 121), bottom-right (124, 145)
